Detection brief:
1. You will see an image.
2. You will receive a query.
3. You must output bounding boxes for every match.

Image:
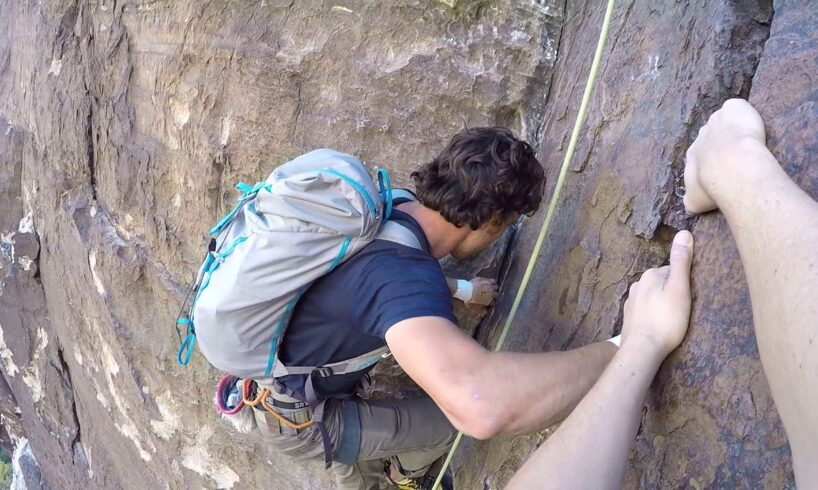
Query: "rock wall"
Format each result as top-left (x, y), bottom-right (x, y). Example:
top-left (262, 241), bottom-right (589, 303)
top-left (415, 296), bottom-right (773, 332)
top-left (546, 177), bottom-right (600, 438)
top-left (458, 0), bottom-right (814, 488)
top-left (0, 0), bottom-right (814, 489)
top-left (0, 1), bottom-right (560, 488)
top-left (10, 438), bottom-right (49, 490)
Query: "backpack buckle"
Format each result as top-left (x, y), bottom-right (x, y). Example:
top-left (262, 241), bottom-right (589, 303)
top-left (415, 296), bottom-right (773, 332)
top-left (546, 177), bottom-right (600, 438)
top-left (314, 367), bottom-right (334, 378)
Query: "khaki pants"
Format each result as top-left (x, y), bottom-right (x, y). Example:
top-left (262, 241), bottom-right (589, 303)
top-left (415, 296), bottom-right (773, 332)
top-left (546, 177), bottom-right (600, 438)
top-left (258, 397), bottom-right (456, 489)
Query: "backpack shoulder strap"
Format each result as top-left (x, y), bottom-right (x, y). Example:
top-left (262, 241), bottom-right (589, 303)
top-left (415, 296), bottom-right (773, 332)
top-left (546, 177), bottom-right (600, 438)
top-left (376, 220), bottom-right (422, 250)
top-left (375, 187), bottom-right (421, 249)
top-left (391, 188), bottom-right (417, 204)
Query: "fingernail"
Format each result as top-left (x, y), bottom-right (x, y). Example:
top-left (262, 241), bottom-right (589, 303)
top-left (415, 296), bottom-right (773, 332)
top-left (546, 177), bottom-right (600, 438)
top-left (675, 230), bottom-right (692, 245)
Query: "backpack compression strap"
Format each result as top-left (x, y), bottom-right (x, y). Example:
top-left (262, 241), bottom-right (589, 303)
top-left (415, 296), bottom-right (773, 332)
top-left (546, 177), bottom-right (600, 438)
top-left (271, 346), bottom-right (390, 378)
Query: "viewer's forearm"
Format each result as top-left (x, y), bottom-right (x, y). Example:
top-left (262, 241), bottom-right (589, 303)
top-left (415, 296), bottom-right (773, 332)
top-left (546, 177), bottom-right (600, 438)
top-left (708, 143), bottom-right (818, 328)
top-left (707, 141), bottom-right (817, 236)
top-left (507, 337), bottom-right (665, 490)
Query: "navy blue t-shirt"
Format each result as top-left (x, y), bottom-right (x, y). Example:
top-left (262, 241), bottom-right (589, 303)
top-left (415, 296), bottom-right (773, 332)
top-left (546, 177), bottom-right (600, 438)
top-left (278, 209), bottom-right (456, 399)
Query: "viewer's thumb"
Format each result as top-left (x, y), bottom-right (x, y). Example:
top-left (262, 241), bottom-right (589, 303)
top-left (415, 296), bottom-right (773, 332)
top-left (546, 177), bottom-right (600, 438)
top-left (668, 230), bottom-right (694, 288)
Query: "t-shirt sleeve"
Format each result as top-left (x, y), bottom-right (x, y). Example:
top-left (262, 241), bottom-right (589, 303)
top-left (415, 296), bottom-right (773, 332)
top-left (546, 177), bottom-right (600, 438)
top-left (351, 250), bottom-right (456, 338)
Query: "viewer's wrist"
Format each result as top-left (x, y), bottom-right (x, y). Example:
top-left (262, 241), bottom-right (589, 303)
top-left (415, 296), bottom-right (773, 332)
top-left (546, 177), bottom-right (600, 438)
top-left (619, 332), bottom-right (671, 366)
top-left (702, 138), bottom-right (776, 204)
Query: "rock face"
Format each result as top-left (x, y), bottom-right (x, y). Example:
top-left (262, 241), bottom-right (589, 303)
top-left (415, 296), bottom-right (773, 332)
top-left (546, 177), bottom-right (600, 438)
top-left (458, 0), bottom-right (814, 489)
top-left (10, 438), bottom-right (49, 490)
top-left (0, 0), bottom-right (813, 489)
top-left (0, 1), bottom-right (559, 488)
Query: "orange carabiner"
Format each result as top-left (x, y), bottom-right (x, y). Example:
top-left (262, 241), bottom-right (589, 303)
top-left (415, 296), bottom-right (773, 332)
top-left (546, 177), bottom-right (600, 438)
top-left (241, 379), bottom-right (314, 430)
top-left (260, 396), bottom-right (314, 430)
top-left (241, 379), bottom-right (266, 407)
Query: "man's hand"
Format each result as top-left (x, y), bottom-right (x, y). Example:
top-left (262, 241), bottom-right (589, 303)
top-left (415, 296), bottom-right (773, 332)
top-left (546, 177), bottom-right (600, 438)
top-left (464, 277), bottom-right (498, 313)
top-left (622, 231), bottom-right (694, 358)
top-left (684, 98), bottom-right (767, 214)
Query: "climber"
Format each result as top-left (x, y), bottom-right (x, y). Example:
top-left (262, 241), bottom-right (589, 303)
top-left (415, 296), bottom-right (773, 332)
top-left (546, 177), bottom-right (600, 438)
top-left (506, 99), bottom-right (818, 489)
top-left (258, 127), bottom-right (621, 490)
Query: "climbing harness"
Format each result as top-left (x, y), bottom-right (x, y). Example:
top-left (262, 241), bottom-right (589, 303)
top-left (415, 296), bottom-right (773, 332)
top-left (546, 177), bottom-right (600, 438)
top-left (214, 375), bottom-right (316, 434)
top-left (431, 0), bottom-right (618, 487)
top-left (241, 379), bottom-right (315, 431)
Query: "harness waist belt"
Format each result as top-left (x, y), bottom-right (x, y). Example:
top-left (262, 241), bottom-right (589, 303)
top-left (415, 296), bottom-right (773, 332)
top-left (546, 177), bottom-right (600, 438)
top-left (266, 391), bottom-right (310, 411)
top-left (254, 381), bottom-right (312, 410)
top-left (254, 405), bottom-right (313, 430)
top-left (253, 387), bottom-right (313, 430)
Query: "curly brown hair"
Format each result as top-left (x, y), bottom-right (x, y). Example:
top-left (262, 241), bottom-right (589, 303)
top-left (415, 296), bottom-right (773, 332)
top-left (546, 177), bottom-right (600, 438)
top-left (411, 127), bottom-right (545, 230)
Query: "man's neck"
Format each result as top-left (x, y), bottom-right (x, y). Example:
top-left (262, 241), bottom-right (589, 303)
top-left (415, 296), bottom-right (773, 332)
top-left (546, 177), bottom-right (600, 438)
top-left (396, 201), bottom-right (466, 259)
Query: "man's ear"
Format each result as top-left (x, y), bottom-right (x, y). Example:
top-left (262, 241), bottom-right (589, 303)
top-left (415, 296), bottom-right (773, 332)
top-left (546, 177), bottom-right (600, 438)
top-left (487, 215), bottom-right (515, 234)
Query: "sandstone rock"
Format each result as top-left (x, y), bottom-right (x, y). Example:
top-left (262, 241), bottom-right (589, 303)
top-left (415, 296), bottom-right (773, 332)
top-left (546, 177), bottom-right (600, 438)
top-left (455, 0), bottom-right (807, 488)
top-left (10, 438), bottom-right (49, 490)
top-left (0, 374), bottom-right (22, 457)
top-left (0, 1), bottom-right (560, 488)
top-left (0, 0), bottom-right (813, 488)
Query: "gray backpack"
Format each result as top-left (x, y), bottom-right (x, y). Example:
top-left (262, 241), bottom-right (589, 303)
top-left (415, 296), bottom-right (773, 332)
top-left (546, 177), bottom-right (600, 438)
top-left (176, 148), bottom-right (419, 380)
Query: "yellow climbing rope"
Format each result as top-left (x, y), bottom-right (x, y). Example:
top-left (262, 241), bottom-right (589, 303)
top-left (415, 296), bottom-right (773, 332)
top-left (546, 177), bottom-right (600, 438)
top-left (431, 0), bottom-right (618, 487)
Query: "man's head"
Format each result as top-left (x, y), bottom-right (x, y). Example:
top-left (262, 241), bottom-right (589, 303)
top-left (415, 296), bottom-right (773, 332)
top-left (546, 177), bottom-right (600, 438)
top-left (411, 127), bottom-right (545, 259)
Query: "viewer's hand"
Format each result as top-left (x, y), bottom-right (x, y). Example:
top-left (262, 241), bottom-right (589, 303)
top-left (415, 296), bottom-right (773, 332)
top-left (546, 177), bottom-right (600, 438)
top-left (622, 231), bottom-right (694, 358)
top-left (684, 98), bottom-right (766, 214)
top-left (465, 277), bottom-right (499, 313)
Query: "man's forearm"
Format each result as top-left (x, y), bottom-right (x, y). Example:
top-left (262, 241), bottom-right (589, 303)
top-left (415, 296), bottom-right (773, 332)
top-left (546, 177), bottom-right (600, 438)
top-left (386, 316), bottom-right (616, 440)
top-left (484, 340), bottom-right (617, 435)
top-left (506, 337), bottom-right (665, 490)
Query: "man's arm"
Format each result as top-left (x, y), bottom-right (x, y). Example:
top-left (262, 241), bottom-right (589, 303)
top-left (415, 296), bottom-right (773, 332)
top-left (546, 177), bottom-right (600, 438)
top-left (507, 231), bottom-right (694, 489)
top-left (385, 317), bottom-right (616, 439)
